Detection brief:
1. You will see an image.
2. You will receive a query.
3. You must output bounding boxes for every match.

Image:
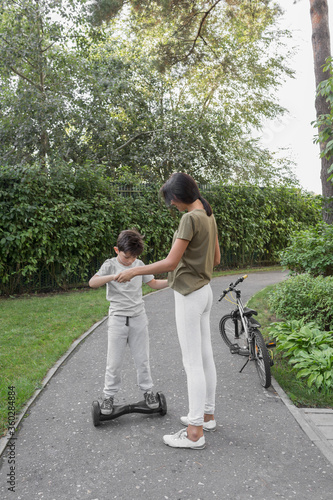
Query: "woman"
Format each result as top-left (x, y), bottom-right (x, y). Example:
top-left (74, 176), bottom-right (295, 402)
top-left (116, 172), bottom-right (221, 449)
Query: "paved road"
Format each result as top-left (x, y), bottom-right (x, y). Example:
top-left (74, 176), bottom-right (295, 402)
top-left (1, 271), bottom-right (332, 500)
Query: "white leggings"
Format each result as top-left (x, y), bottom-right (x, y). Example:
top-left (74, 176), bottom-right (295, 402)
top-left (174, 284), bottom-right (217, 426)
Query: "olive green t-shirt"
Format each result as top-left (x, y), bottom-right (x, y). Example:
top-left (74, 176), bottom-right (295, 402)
top-left (168, 209), bottom-right (218, 296)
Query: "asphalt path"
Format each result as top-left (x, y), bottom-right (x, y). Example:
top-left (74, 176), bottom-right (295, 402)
top-left (1, 270), bottom-right (332, 500)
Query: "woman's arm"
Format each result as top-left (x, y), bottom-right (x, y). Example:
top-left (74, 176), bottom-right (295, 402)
top-left (115, 238), bottom-right (189, 283)
top-left (214, 235), bottom-right (221, 268)
top-left (146, 279), bottom-right (169, 290)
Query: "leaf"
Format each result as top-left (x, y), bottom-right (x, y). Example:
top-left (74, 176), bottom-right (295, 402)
top-left (315, 374), bottom-right (324, 389)
top-left (307, 373), bottom-right (318, 387)
top-left (296, 368), bottom-right (312, 379)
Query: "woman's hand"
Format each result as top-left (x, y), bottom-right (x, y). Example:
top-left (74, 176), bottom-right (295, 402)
top-left (115, 238), bottom-right (189, 283)
top-left (115, 268), bottom-right (137, 283)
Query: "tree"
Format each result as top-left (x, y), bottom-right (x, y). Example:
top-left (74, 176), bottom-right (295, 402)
top-left (309, 0), bottom-right (333, 223)
top-left (313, 59), bottom-right (333, 186)
top-left (86, 0), bottom-right (296, 183)
top-left (0, 0), bottom-right (296, 185)
top-left (90, 1), bottom-right (333, 202)
top-left (0, 0), bottom-right (99, 167)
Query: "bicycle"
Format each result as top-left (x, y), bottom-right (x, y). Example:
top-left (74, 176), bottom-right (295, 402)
top-left (218, 275), bottom-right (275, 388)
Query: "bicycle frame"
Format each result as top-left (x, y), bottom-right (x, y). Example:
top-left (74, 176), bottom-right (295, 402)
top-left (220, 282), bottom-right (260, 356)
top-left (218, 275), bottom-right (274, 388)
top-left (231, 289), bottom-right (260, 361)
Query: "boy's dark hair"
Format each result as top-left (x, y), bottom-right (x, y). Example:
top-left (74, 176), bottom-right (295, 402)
top-left (117, 229), bottom-right (144, 256)
top-left (160, 172), bottom-right (213, 216)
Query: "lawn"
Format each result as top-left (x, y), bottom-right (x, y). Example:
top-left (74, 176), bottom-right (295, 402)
top-left (0, 287), bottom-right (109, 437)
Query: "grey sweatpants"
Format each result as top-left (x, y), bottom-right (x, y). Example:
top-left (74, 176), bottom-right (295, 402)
top-left (103, 313), bottom-right (154, 398)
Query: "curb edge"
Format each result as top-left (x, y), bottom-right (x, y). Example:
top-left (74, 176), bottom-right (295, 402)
top-left (271, 376), bottom-right (333, 466)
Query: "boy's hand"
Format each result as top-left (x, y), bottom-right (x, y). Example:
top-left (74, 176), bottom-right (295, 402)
top-left (115, 268), bottom-right (136, 283)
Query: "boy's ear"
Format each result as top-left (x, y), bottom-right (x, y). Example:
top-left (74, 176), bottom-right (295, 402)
top-left (114, 246), bottom-right (119, 254)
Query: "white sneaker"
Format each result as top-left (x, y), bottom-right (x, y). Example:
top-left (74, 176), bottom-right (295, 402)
top-left (180, 416), bottom-right (217, 432)
top-left (163, 429), bottom-right (205, 449)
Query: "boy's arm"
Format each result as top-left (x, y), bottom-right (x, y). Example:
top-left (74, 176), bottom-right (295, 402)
top-left (146, 278), bottom-right (168, 290)
top-left (89, 274), bottom-right (116, 289)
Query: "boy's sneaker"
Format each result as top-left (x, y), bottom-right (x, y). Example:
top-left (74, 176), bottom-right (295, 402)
top-left (100, 396), bottom-right (114, 415)
top-left (144, 391), bottom-right (159, 409)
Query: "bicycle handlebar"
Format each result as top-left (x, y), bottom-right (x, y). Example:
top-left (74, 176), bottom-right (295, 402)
top-left (218, 275), bottom-right (248, 301)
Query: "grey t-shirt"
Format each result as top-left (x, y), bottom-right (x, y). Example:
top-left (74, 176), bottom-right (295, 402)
top-left (96, 257), bottom-right (154, 317)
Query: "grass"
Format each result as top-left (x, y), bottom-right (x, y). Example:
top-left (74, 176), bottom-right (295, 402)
top-left (212, 265), bottom-right (283, 279)
top-left (247, 286), bottom-right (333, 409)
top-left (0, 287), bottom-right (109, 437)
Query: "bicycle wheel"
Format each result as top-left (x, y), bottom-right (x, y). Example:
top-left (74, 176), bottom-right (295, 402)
top-left (253, 329), bottom-right (271, 388)
top-left (219, 314), bottom-right (245, 349)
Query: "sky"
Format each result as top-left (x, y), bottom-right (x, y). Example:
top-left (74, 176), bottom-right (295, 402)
top-left (261, 0), bottom-right (332, 194)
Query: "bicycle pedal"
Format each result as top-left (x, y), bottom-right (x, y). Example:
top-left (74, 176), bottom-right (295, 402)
top-left (230, 344), bottom-right (240, 354)
top-left (238, 347), bottom-right (250, 356)
top-left (266, 340), bottom-right (276, 348)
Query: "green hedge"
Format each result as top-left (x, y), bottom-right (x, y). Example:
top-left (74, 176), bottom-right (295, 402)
top-left (268, 274), bottom-right (333, 331)
top-left (0, 163), bottom-right (176, 294)
top-left (0, 162), bottom-right (321, 295)
top-left (205, 184), bottom-right (320, 266)
top-left (279, 222), bottom-right (333, 276)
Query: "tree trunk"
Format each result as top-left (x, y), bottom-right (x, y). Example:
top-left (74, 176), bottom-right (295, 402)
top-left (309, 0), bottom-right (333, 223)
top-left (36, 1), bottom-right (49, 169)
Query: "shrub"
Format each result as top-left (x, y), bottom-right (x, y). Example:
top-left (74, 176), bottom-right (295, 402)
top-left (290, 348), bottom-right (333, 393)
top-left (268, 274), bottom-right (333, 331)
top-left (280, 222), bottom-right (333, 276)
top-left (267, 319), bottom-right (333, 394)
top-left (205, 185), bottom-right (320, 266)
top-left (0, 162), bottom-right (322, 294)
top-left (0, 162), bottom-right (177, 294)
top-left (267, 319), bottom-right (333, 356)
top-left (0, 163), bottom-right (115, 292)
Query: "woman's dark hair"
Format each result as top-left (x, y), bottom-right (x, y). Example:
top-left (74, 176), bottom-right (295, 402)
top-left (117, 229), bottom-right (144, 256)
top-left (160, 172), bottom-right (212, 216)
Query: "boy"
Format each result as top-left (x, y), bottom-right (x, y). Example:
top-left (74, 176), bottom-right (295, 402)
top-left (89, 229), bottom-right (168, 415)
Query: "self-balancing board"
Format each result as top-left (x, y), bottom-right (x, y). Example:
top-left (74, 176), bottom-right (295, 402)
top-left (91, 391), bottom-right (167, 427)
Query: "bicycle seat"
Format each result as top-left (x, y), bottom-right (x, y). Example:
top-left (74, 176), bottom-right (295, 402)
top-left (233, 307), bottom-right (258, 319)
top-left (243, 307), bottom-right (258, 317)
